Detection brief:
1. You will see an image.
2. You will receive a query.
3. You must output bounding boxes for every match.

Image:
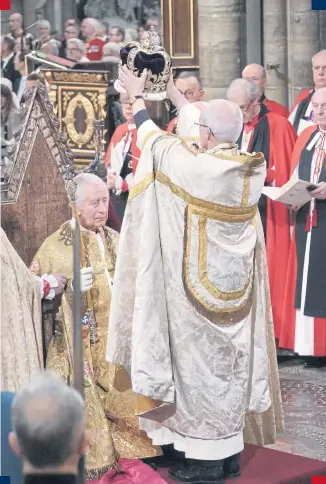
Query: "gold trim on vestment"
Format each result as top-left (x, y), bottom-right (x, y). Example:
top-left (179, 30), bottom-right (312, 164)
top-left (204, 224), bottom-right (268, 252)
top-left (129, 173), bottom-right (155, 201)
top-left (182, 206), bottom-right (254, 319)
top-left (136, 394), bottom-right (164, 414)
top-left (156, 172), bottom-right (258, 221)
top-left (197, 214), bottom-right (253, 301)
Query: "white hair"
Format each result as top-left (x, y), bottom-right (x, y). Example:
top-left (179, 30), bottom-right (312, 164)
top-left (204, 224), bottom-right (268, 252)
top-left (201, 99), bottom-right (243, 143)
top-left (312, 49), bottom-right (326, 65)
top-left (11, 371), bottom-right (85, 469)
top-left (43, 39), bottom-right (60, 56)
top-left (103, 42), bottom-right (121, 58)
top-left (84, 18), bottom-right (101, 36)
top-left (75, 173), bottom-right (107, 208)
top-left (38, 20), bottom-right (51, 31)
top-left (226, 78), bottom-right (260, 102)
top-left (67, 38), bottom-right (85, 54)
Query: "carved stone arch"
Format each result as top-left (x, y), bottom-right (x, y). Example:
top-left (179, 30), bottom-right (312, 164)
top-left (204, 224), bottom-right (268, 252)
top-left (1, 83), bottom-right (72, 265)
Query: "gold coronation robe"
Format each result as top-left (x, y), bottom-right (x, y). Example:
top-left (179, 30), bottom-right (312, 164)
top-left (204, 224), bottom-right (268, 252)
top-left (1, 228), bottom-right (43, 392)
top-left (107, 113), bottom-right (284, 456)
top-left (31, 221), bottom-right (158, 479)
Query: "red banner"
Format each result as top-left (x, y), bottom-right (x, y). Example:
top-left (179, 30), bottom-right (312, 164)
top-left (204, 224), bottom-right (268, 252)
top-left (312, 478), bottom-right (326, 483)
top-left (0, 0), bottom-right (11, 10)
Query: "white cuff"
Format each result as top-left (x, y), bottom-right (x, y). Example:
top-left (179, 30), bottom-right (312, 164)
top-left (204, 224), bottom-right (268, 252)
top-left (42, 274), bottom-right (58, 300)
top-left (125, 173), bottom-right (134, 188)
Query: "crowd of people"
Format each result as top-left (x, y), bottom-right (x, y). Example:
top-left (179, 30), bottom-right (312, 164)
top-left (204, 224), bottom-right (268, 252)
top-left (1, 9), bottom-right (326, 484)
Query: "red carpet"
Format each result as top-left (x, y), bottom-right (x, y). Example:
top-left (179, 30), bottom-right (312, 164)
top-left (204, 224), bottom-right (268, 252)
top-left (158, 444), bottom-right (326, 484)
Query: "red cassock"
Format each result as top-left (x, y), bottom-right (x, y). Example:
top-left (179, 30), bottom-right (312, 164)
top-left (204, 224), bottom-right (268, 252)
top-left (238, 105), bottom-right (297, 339)
top-left (289, 89), bottom-right (312, 113)
top-left (166, 117), bottom-right (177, 133)
top-left (279, 125), bottom-right (326, 356)
top-left (262, 98), bottom-right (289, 118)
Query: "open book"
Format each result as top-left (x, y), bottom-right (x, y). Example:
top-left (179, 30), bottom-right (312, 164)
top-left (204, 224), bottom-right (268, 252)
top-left (262, 177), bottom-right (314, 206)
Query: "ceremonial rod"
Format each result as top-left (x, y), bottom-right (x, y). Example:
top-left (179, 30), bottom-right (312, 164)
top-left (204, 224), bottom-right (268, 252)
top-left (72, 220), bottom-right (85, 484)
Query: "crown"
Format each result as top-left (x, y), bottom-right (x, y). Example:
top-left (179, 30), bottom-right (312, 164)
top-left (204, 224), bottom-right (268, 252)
top-left (114, 27), bottom-right (171, 101)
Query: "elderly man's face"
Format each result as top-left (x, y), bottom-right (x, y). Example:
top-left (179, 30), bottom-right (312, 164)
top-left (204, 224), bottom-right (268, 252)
top-left (120, 96), bottom-right (134, 122)
top-left (77, 183), bottom-right (109, 231)
top-left (175, 77), bottom-right (204, 103)
top-left (229, 90), bottom-right (259, 124)
top-left (9, 14), bottom-right (22, 33)
top-left (67, 42), bottom-right (82, 61)
top-left (242, 65), bottom-right (266, 96)
top-left (312, 53), bottom-right (326, 90)
top-left (108, 28), bottom-right (122, 44)
top-left (312, 89), bottom-right (326, 130)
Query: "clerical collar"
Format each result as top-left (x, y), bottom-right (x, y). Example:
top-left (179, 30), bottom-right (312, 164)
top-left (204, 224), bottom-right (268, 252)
top-left (128, 123), bottom-right (136, 130)
top-left (24, 474), bottom-right (77, 484)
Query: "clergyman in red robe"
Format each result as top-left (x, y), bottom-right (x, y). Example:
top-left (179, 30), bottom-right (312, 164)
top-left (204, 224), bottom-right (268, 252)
top-left (242, 63), bottom-right (289, 118)
top-left (288, 49), bottom-right (326, 135)
top-left (280, 87), bottom-right (326, 364)
top-left (166, 71), bottom-right (205, 133)
top-left (227, 78), bottom-right (297, 340)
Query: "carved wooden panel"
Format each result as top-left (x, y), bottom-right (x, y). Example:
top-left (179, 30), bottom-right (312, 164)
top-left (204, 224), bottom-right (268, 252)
top-left (44, 70), bottom-right (109, 166)
top-left (1, 85), bottom-right (72, 266)
top-left (161, 0), bottom-right (199, 68)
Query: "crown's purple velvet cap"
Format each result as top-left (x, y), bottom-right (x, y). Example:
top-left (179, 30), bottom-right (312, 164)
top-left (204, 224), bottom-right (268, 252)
top-left (120, 46), bottom-right (165, 76)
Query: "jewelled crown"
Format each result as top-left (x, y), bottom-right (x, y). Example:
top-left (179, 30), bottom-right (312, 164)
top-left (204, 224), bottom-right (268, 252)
top-left (114, 27), bottom-right (171, 101)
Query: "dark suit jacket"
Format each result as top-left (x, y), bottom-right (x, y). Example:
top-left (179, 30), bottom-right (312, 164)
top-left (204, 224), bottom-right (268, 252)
top-left (2, 56), bottom-right (21, 87)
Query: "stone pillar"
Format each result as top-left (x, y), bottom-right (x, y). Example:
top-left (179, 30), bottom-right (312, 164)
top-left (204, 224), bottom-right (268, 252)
top-left (263, 0), bottom-right (288, 107)
top-left (286, 0), bottom-right (319, 106)
top-left (198, 0), bottom-right (245, 100)
top-left (245, 0), bottom-right (262, 65)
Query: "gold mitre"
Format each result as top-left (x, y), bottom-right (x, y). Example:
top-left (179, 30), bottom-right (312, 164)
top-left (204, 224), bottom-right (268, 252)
top-left (114, 27), bottom-right (171, 101)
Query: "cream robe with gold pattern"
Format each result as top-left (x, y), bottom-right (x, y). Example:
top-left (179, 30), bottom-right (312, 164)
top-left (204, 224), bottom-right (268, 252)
top-left (1, 228), bottom-right (43, 392)
top-left (31, 222), bottom-right (159, 479)
top-left (107, 114), bottom-right (284, 458)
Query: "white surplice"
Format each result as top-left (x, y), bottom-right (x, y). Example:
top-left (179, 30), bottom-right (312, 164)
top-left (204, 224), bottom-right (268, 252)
top-left (107, 106), bottom-right (282, 459)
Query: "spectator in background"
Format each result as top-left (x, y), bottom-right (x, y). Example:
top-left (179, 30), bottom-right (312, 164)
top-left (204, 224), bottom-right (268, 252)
top-left (13, 51), bottom-right (28, 103)
top-left (41, 39), bottom-right (60, 57)
top-left (81, 18), bottom-right (105, 61)
top-left (66, 38), bottom-right (89, 63)
top-left (9, 372), bottom-right (87, 483)
top-left (59, 22), bottom-right (80, 58)
top-left (1, 36), bottom-right (21, 87)
top-left (98, 20), bottom-right (109, 42)
top-left (8, 13), bottom-right (24, 39)
top-left (14, 36), bottom-right (33, 54)
top-left (34, 20), bottom-right (52, 49)
top-left (102, 42), bottom-right (120, 63)
top-left (108, 26), bottom-right (125, 45)
top-left (1, 84), bottom-right (20, 141)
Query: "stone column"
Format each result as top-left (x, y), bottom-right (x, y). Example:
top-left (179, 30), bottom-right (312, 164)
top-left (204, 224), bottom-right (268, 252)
top-left (198, 0), bottom-right (245, 100)
top-left (286, 0), bottom-right (319, 106)
top-left (263, 0), bottom-right (288, 107)
top-left (24, 0), bottom-right (38, 35)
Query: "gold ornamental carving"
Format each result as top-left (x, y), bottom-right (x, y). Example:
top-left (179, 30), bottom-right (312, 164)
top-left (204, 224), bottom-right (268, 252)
top-left (62, 93), bottom-right (95, 148)
top-left (45, 71), bottom-right (107, 85)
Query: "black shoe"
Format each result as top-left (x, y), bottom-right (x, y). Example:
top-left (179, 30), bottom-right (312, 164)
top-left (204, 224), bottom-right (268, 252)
top-left (223, 453), bottom-right (241, 479)
top-left (142, 445), bottom-right (185, 469)
top-left (303, 357), bottom-right (326, 368)
top-left (168, 459), bottom-right (224, 483)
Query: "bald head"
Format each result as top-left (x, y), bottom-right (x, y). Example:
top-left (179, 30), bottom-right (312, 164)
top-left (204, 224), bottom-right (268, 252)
top-left (312, 50), bottom-right (326, 90)
top-left (242, 63), bottom-right (266, 97)
top-left (9, 13), bottom-right (23, 35)
top-left (198, 99), bottom-right (243, 150)
top-left (312, 86), bottom-right (326, 130)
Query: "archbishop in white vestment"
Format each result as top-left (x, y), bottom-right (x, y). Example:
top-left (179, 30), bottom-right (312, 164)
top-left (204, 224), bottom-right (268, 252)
top-left (107, 73), bottom-right (283, 480)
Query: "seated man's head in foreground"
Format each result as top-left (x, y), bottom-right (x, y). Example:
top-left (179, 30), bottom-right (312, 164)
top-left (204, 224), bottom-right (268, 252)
top-left (9, 372), bottom-right (86, 474)
top-left (195, 99), bottom-right (243, 150)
